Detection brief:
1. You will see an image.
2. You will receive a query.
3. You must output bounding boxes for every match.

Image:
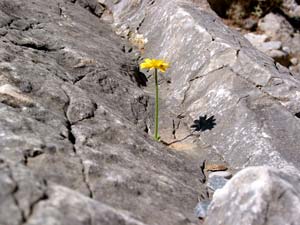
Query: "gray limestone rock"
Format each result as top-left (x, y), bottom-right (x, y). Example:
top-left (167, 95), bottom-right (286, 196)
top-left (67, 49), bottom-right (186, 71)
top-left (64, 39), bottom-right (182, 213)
top-left (1, 0), bottom-right (300, 224)
top-left (0, 159), bottom-right (147, 225)
top-left (258, 13), bottom-right (294, 40)
top-left (110, 0), bottom-right (300, 172)
top-left (0, 0), bottom-right (205, 224)
top-left (204, 166), bottom-right (300, 225)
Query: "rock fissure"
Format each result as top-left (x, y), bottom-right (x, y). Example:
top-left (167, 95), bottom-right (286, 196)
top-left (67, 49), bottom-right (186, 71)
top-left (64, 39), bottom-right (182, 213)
top-left (6, 165), bottom-right (27, 225)
top-left (181, 65), bottom-right (228, 105)
top-left (63, 89), bottom-right (94, 199)
top-left (229, 66), bottom-right (295, 114)
top-left (23, 181), bottom-right (49, 224)
top-left (23, 149), bottom-right (44, 166)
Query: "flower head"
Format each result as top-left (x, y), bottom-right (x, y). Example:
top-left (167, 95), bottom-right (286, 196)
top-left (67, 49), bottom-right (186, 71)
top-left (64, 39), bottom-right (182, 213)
top-left (140, 58), bottom-right (169, 73)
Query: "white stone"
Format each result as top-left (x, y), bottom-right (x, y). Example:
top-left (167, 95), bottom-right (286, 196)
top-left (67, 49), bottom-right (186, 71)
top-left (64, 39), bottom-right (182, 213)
top-left (244, 33), bottom-right (268, 47)
top-left (290, 57), bottom-right (298, 65)
top-left (208, 171), bottom-right (232, 179)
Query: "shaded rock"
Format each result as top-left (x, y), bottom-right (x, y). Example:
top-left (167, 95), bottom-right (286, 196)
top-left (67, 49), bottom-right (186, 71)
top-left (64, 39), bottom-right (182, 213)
top-left (242, 17), bottom-right (258, 31)
top-left (195, 200), bottom-right (211, 220)
top-left (207, 175), bottom-right (228, 192)
top-left (280, 0), bottom-right (300, 18)
top-left (268, 49), bottom-right (290, 66)
top-left (204, 166), bottom-right (300, 225)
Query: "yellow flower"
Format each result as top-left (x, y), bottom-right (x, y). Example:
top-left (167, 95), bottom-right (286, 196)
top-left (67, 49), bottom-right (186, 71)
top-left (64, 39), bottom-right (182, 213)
top-left (140, 58), bottom-right (169, 73)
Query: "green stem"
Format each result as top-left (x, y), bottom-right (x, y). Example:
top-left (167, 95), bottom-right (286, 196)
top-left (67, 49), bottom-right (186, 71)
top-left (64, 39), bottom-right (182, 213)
top-left (154, 68), bottom-right (159, 141)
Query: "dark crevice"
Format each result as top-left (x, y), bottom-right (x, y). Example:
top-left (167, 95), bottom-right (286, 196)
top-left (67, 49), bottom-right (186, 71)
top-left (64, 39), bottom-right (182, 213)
top-left (263, 200), bottom-right (270, 225)
top-left (23, 149), bottom-right (44, 166)
top-left (160, 133), bottom-right (195, 146)
top-left (236, 94), bottom-right (250, 104)
top-left (6, 164), bottom-right (48, 225)
top-left (73, 72), bottom-right (89, 85)
top-left (171, 118), bottom-right (181, 140)
top-left (7, 168), bottom-right (26, 225)
top-left (295, 112), bottom-right (300, 118)
top-left (62, 89), bottom-right (94, 199)
top-left (136, 17), bottom-right (145, 31)
top-left (66, 120), bottom-right (76, 145)
top-left (172, 119), bottom-right (176, 139)
top-left (199, 159), bottom-right (207, 183)
top-left (148, 0), bottom-right (156, 6)
top-left (228, 67), bottom-right (297, 116)
top-left (79, 157), bottom-right (94, 198)
top-left (9, 39), bottom-right (64, 52)
top-left (0, 18), bottom-right (16, 29)
top-left (25, 182), bottom-right (49, 224)
top-left (181, 65), bottom-right (227, 105)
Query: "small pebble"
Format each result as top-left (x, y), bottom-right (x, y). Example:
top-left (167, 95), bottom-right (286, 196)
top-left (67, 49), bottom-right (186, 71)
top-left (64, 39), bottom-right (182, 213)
top-left (19, 81), bottom-right (33, 93)
top-left (208, 171), bottom-right (232, 179)
top-left (290, 57), bottom-right (298, 66)
top-left (282, 46), bottom-right (290, 53)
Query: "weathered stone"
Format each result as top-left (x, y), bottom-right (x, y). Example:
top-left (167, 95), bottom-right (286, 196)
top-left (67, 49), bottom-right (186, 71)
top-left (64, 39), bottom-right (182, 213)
top-left (244, 33), bottom-right (269, 46)
top-left (291, 57), bottom-right (299, 65)
top-left (0, 1), bottom-right (206, 224)
top-left (259, 41), bottom-right (282, 52)
top-left (205, 166), bottom-right (300, 225)
top-left (0, 159), bottom-right (147, 225)
top-left (258, 13), bottom-right (294, 40)
top-left (257, 12), bottom-right (300, 65)
top-left (110, 0), bottom-right (300, 172)
top-left (1, 0), bottom-right (300, 224)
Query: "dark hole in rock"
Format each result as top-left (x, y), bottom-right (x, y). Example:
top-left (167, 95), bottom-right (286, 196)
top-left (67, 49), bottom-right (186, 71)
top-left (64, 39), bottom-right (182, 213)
top-left (295, 112), bottom-right (300, 118)
top-left (207, 0), bottom-right (232, 18)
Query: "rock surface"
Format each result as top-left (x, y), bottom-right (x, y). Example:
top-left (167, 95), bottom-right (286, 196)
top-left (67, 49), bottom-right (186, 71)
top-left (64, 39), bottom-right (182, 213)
top-left (110, 0), bottom-right (300, 171)
top-left (257, 12), bottom-right (300, 75)
top-left (205, 166), bottom-right (300, 225)
top-left (0, 0), bottom-right (205, 224)
top-left (0, 159), bottom-right (147, 225)
top-left (1, 0), bottom-right (300, 224)
top-left (280, 0), bottom-right (300, 18)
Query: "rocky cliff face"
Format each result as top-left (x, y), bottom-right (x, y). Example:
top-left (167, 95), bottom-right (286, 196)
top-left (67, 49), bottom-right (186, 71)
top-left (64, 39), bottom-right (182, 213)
top-left (1, 0), bottom-right (300, 225)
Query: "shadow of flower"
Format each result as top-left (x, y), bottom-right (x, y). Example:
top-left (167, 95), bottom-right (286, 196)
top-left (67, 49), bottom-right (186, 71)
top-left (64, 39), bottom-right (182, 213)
top-left (191, 115), bottom-right (216, 132)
